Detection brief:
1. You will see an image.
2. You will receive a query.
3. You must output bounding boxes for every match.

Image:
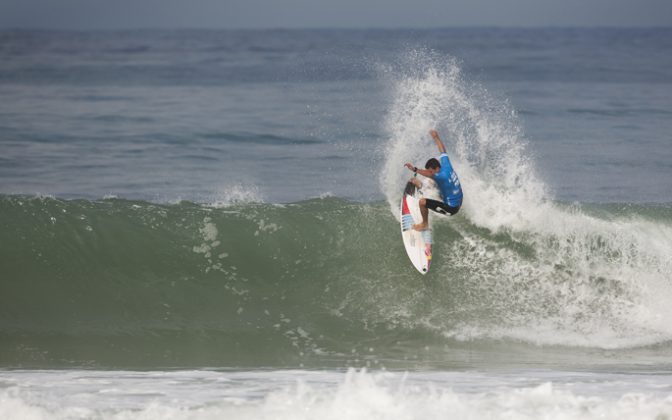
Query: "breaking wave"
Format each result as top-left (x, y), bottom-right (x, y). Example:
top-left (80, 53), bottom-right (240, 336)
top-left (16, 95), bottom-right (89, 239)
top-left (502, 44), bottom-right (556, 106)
top-left (1, 51), bottom-right (671, 368)
top-left (1, 193), bottom-right (671, 368)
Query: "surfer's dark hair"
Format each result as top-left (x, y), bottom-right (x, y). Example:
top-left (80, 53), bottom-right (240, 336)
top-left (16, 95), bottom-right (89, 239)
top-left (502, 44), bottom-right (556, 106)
top-left (425, 158), bottom-right (441, 170)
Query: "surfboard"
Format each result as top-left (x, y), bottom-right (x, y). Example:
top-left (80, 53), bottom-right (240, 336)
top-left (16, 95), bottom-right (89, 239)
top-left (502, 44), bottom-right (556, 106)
top-left (400, 179), bottom-right (433, 274)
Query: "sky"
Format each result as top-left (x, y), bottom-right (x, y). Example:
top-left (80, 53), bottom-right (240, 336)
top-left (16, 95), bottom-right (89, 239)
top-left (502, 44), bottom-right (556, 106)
top-left (0, 0), bottom-right (671, 29)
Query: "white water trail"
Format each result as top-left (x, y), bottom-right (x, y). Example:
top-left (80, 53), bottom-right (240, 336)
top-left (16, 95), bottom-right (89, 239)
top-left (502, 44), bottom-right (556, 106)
top-left (379, 50), bottom-right (672, 349)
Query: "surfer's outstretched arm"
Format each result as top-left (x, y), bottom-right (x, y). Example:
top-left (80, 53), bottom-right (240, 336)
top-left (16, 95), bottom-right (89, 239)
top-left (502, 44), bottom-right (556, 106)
top-left (430, 129), bottom-right (447, 154)
top-left (404, 163), bottom-right (435, 178)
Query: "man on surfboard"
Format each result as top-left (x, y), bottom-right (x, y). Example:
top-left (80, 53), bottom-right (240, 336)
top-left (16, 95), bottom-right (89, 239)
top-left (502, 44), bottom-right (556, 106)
top-left (404, 129), bottom-right (463, 231)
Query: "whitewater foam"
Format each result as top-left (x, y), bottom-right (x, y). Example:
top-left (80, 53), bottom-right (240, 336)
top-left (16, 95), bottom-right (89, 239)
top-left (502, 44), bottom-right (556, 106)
top-left (379, 50), bottom-right (672, 349)
top-left (2, 369), bottom-right (672, 420)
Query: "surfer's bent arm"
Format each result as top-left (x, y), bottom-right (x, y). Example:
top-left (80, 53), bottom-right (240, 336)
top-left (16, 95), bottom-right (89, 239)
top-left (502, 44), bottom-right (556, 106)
top-left (430, 129), bottom-right (447, 154)
top-left (404, 163), bottom-right (435, 178)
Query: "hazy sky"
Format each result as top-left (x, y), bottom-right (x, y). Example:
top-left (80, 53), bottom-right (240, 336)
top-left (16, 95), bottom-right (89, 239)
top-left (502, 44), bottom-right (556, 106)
top-left (1, 0), bottom-right (671, 29)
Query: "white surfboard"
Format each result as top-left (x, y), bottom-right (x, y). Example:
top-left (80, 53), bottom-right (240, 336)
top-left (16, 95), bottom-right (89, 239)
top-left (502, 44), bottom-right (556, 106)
top-left (400, 179), bottom-right (433, 274)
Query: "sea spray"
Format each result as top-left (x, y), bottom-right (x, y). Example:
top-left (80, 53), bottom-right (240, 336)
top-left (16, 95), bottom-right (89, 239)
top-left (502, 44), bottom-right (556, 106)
top-left (378, 50), bottom-right (672, 348)
top-left (379, 49), bottom-right (545, 225)
top-left (208, 183), bottom-right (265, 208)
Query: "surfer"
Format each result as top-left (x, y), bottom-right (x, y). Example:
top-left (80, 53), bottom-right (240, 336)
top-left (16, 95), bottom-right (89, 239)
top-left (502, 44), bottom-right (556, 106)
top-left (404, 129), bottom-right (463, 231)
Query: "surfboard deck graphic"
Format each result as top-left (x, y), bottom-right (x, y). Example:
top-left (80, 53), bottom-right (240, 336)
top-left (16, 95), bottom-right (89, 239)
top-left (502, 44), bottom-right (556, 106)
top-left (400, 180), bottom-right (432, 274)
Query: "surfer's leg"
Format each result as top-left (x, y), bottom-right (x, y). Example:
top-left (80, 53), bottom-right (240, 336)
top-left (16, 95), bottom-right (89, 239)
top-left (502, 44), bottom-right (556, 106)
top-left (425, 199), bottom-right (460, 216)
top-left (412, 198), bottom-right (429, 231)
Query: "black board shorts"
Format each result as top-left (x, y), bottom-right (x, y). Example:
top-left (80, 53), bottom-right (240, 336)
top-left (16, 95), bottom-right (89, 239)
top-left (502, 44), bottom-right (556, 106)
top-left (425, 198), bottom-right (461, 216)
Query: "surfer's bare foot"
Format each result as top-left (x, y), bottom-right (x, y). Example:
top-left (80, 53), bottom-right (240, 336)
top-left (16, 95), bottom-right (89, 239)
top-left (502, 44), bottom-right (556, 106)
top-left (412, 222), bottom-right (429, 231)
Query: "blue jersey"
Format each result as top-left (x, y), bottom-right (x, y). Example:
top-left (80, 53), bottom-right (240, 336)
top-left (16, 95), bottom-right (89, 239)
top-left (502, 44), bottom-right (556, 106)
top-left (434, 153), bottom-right (463, 207)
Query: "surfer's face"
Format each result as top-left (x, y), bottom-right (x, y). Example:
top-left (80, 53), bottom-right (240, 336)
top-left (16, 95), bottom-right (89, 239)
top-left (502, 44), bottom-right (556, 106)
top-left (424, 158), bottom-right (441, 174)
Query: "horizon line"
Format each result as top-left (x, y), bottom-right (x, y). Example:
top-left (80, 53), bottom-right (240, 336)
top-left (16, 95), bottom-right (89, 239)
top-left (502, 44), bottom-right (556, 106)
top-left (1, 24), bottom-right (671, 32)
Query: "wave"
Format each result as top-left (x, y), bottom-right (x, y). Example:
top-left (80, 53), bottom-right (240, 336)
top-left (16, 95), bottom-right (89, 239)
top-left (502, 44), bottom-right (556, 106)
top-left (1, 194), bottom-right (671, 368)
top-left (2, 50), bottom-right (672, 368)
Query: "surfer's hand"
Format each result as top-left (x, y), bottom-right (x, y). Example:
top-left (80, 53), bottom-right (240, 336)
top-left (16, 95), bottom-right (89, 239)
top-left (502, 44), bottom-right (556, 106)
top-left (429, 129), bottom-right (439, 139)
top-left (404, 163), bottom-right (415, 171)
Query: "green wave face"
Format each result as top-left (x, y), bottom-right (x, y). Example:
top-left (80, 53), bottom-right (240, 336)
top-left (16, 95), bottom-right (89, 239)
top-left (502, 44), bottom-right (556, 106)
top-left (2, 195), bottom-right (672, 369)
top-left (0, 195), bottom-right (427, 368)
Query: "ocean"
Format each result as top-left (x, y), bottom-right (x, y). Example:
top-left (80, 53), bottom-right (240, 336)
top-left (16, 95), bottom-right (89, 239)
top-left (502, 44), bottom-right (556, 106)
top-left (1, 28), bottom-right (672, 419)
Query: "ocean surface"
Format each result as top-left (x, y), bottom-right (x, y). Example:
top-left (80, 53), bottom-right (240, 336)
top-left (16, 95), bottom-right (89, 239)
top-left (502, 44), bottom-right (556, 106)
top-left (1, 28), bottom-right (672, 419)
